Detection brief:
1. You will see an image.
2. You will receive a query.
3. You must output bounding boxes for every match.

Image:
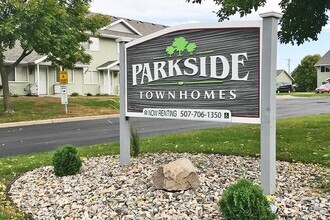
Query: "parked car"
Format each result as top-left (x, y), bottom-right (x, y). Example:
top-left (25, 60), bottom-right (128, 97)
top-left (315, 84), bottom-right (330, 93)
top-left (292, 84), bottom-right (305, 92)
top-left (276, 83), bottom-right (292, 93)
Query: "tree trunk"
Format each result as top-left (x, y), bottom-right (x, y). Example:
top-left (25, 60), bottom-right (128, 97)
top-left (0, 49), bottom-right (33, 112)
top-left (0, 71), bottom-right (12, 112)
top-left (0, 52), bottom-right (13, 112)
top-left (0, 54), bottom-right (13, 112)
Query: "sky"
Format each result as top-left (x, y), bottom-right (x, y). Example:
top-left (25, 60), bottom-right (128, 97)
top-left (90, 0), bottom-right (330, 73)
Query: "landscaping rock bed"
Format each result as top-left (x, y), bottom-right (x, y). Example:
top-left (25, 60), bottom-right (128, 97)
top-left (9, 153), bottom-right (330, 219)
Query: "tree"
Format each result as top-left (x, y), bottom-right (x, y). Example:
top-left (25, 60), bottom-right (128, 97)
top-left (172, 37), bottom-right (189, 56)
top-left (186, 0), bottom-right (330, 45)
top-left (0, 0), bottom-right (110, 112)
top-left (291, 54), bottom-right (321, 91)
top-left (166, 46), bottom-right (175, 56)
top-left (186, 43), bottom-right (197, 54)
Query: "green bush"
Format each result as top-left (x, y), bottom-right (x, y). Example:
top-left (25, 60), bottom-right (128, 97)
top-left (86, 93), bottom-right (93, 96)
top-left (71, 92), bottom-right (79, 96)
top-left (52, 145), bottom-right (82, 177)
top-left (219, 179), bottom-right (276, 220)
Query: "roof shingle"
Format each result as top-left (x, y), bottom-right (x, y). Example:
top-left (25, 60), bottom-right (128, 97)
top-left (315, 49), bottom-right (330, 66)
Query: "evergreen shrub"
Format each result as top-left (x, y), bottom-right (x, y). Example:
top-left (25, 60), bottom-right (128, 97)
top-left (52, 145), bottom-right (82, 177)
top-left (219, 178), bottom-right (276, 220)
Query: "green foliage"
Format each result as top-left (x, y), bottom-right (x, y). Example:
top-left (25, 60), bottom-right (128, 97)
top-left (166, 37), bottom-right (198, 56)
top-left (292, 54), bottom-right (321, 91)
top-left (166, 46), bottom-right (175, 56)
top-left (172, 37), bottom-right (189, 56)
top-left (0, 0), bottom-right (110, 112)
top-left (130, 126), bottom-right (140, 157)
top-left (71, 92), bottom-right (79, 96)
top-left (52, 145), bottom-right (82, 177)
top-left (186, 0), bottom-right (330, 45)
top-left (75, 99), bottom-right (119, 109)
top-left (219, 179), bottom-right (276, 220)
top-left (186, 43), bottom-right (197, 54)
top-left (86, 93), bottom-right (93, 96)
top-left (10, 94), bottom-right (19, 98)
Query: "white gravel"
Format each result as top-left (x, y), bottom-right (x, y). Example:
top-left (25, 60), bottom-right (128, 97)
top-left (9, 153), bottom-right (330, 219)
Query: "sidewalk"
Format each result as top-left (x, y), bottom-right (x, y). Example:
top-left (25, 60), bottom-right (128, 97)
top-left (0, 114), bottom-right (119, 128)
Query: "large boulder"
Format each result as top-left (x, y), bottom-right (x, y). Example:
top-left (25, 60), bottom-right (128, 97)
top-left (152, 158), bottom-right (200, 191)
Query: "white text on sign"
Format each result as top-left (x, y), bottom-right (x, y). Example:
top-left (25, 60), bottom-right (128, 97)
top-left (143, 108), bottom-right (231, 122)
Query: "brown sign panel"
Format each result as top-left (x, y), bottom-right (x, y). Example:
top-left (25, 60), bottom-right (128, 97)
top-left (125, 22), bottom-right (261, 123)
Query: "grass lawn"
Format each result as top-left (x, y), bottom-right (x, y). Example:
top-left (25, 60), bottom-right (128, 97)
top-left (0, 96), bottom-right (119, 124)
top-left (0, 114), bottom-right (329, 219)
top-left (277, 92), bottom-right (330, 97)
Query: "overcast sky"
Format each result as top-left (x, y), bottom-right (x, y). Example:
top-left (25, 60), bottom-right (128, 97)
top-left (90, 0), bottom-right (330, 72)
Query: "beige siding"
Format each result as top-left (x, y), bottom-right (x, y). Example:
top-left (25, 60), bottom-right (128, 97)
top-left (4, 65), bottom-right (31, 96)
top-left (317, 66), bottom-right (330, 86)
top-left (109, 23), bottom-right (133, 33)
top-left (276, 72), bottom-right (293, 84)
top-left (8, 82), bottom-right (29, 95)
top-left (112, 71), bottom-right (119, 95)
top-left (67, 68), bottom-right (84, 95)
top-left (86, 38), bottom-right (119, 72)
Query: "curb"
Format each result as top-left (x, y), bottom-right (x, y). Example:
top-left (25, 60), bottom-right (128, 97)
top-left (0, 114), bottom-right (120, 128)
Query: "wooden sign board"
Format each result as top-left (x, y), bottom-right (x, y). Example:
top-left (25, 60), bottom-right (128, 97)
top-left (125, 22), bottom-right (261, 124)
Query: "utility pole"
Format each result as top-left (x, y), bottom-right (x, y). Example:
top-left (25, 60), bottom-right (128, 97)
top-left (287, 58), bottom-right (291, 75)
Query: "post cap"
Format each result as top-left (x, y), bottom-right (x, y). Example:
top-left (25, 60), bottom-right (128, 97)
top-left (259, 11), bottom-right (283, 19)
top-left (116, 38), bottom-right (132, 43)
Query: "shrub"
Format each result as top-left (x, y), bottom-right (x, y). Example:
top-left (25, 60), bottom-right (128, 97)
top-left (71, 92), bottom-right (79, 96)
top-left (219, 178), bottom-right (276, 220)
top-left (11, 93), bottom-right (19, 98)
top-left (52, 145), bottom-right (82, 177)
top-left (86, 93), bottom-right (93, 96)
top-left (130, 126), bottom-right (140, 157)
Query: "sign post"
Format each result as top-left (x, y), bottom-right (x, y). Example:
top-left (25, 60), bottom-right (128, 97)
top-left (260, 12), bottom-right (282, 195)
top-left (118, 38), bottom-right (131, 166)
top-left (59, 70), bottom-right (68, 114)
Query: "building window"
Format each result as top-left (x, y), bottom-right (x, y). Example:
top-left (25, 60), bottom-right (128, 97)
top-left (84, 70), bottom-right (99, 84)
top-left (321, 66), bottom-right (330, 72)
top-left (81, 37), bottom-right (99, 51)
top-left (8, 65), bottom-right (28, 82)
top-left (55, 69), bottom-right (74, 83)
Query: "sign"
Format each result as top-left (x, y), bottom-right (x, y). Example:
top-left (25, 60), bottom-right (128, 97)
top-left (59, 71), bottom-right (68, 84)
top-left (143, 108), bottom-right (231, 122)
top-left (61, 85), bottom-right (67, 94)
top-left (125, 22), bottom-right (261, 124)
top-left (61, 93), bottom-right (68, 105)
top-left (60, 85), bottom-right (68, 105)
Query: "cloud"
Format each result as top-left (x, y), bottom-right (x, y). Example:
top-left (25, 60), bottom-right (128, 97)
top-left (90, 0), bottom-right (219, 25)
top-left (90, 0), bottom-right (284, 25)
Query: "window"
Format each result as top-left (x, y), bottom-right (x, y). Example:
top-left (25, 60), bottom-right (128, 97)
top-left (84, 70), bottom-right (99, 84)
top-left (81, 37), bottom-right (100, 51)
top-left (321, 66), bottom-right (330, 72)
top-left (8, 65), bottom-right (28, 82)
top-left (55, 69), bottom-right (74, 83)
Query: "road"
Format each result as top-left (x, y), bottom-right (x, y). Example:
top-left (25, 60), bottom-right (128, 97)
top-left (0, 97), bottom-right (329, 157)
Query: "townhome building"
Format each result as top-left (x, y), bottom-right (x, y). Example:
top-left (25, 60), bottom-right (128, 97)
top-left (315, 49), bottom-right (330, 86)
top-left (276, 69), bottom-right (294, 85)
top-left (0, 15), bottom-right (166, 97)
